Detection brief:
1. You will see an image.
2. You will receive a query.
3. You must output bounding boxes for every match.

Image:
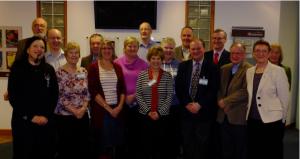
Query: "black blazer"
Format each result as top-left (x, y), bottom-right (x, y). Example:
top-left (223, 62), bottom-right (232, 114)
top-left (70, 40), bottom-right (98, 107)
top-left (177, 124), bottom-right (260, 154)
top-left (204, 49), bottom-right (231, 68)
top-left (175, 58), bottom-right (219, 121)
top-left (80, 54), bottom-right (93, 70)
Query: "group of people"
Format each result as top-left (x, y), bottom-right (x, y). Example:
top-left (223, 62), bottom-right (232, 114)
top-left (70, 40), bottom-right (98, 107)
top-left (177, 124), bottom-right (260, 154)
top-left (5, 17), bottom-right (291, 159)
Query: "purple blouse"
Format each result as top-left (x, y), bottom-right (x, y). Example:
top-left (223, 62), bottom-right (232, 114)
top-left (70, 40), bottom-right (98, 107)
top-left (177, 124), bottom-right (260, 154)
top-left (114, 55), bottom-right (148, 95)
top-left (55, 67), bottom-right (90, 116)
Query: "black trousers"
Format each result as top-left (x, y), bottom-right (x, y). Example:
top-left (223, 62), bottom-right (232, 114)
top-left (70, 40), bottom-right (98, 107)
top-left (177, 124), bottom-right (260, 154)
top-left (55, 114), bottom-right (90, 159)
top-left (123, 106), bottom-right (141, 159)
top-left (220, 118), bottom-right (247, 159)
top-left (181, 118), bottom-right (214, 159)
top-left (138, 114), bottom-right (172, 159)
top-left (12, 113), bottom-right (56, 159)
top-left (247, 118), bottom-right (285, 159)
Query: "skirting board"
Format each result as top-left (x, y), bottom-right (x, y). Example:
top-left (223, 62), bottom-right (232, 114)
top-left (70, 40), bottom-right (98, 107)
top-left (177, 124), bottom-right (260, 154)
top-left (0, 129), bottom-right (12, 136)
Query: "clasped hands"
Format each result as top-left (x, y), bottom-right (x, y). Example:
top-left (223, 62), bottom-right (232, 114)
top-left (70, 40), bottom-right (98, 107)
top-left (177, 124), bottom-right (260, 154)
top-left (31, 115), bottom-right (48, 126)
top-left (218, 99), bottom-right (229, 113)
top-left (148, 111), bottom-right (159, 121)
top-left (65, 105), bottom-right (87, 119)
top-left (186, 102), bottom-right (201, 114)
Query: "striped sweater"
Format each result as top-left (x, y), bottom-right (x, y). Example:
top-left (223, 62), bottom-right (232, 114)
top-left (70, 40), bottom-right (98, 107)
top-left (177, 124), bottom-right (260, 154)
top-left (136, 69), bottom-right (173, 116)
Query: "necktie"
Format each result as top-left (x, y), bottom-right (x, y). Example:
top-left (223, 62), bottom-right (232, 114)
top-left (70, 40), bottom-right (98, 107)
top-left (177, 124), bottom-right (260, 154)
top-left (190, 62), bottom-right (201, 100)
top-left (214, 52), bottom-right (219, 64)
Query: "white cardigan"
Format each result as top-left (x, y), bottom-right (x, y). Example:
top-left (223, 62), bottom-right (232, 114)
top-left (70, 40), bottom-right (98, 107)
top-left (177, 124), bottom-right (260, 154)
top-left (246, 61), bottom-right (289, 123)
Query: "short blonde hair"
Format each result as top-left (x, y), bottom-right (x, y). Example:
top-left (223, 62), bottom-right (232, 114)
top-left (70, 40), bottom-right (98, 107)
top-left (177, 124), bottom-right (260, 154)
top-left (124, 36), bottom-right (139, 49)
top-left (147, 46), bottom-right (164, 61)
top-left (64, 42), bottom-right (80, 57)
top-left (99, 40), bottom-right (117, 61)
top-left (161, 37), bottom-right (176, 48)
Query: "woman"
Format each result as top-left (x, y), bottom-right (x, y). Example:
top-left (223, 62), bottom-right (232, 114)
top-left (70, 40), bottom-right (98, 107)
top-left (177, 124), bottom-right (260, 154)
top-left (8, 36), bottom-right (58, 159)
top-left (88, 40), bottom-right (126, 159)
top-left (114, 36), bottom-right (148, 158)
top-left (269, 43), bottom-right (292, 89)
top-left (246, 40), bottom-right (289, 159)
top-left (160, 37), bottom-right (181, 158)
top-left (136, 46), bottom-right (173, 159)
top-left (54, 42), bottom-right (90, 159)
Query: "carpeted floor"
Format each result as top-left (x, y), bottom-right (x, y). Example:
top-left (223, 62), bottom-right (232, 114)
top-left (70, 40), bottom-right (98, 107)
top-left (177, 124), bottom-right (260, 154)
top-left (0, 127), bottom-right (298, 159)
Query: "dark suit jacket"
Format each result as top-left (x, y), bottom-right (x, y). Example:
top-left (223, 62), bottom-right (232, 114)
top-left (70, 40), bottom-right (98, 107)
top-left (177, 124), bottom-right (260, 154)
top-left (216, 61), bottom-right (252, 125)
top-left (175, 58), bottom-right (219, 121)
top-left (80, 54), bottom-right (93, 70)
top-left (204, 49), bottom-right (231, 68)
top-left (15, 38), bottom-right (29, 62)
top-left (174, 45), bottom-right (191, 62)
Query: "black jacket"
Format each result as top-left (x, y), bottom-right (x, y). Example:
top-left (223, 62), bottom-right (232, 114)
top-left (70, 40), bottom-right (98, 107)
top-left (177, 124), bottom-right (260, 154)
top-left (175, 58), bottom-right (219, 121)
top-left (8, 59), bottom-right (59, 121)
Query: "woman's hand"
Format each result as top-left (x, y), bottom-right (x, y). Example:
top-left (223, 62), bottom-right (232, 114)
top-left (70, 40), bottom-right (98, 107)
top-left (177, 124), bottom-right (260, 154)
top-left (31, 115), bottom-right (48, 125)
top-left (148, 111), bottom-right (159, 121)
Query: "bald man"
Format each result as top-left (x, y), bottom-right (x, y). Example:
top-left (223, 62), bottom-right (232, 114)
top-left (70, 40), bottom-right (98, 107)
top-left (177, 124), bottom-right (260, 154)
top-left (15, 17), bottom-right (48, 61)
top-left (45, 28), bottom-right (66, 71)
top-left (4, 17), bottom-right (48, 101)
top-left (137, 22), bottom-right (158, 61)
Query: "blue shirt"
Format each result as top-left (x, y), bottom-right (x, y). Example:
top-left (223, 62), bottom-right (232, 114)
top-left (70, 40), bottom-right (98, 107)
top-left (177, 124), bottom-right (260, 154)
top-left (137, 40), bottom-right (157, 62)
top-left (45, 49), bottom-right (66, 71)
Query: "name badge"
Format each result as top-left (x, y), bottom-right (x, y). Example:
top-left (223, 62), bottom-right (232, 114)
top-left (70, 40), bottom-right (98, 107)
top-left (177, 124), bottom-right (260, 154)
top-left (147, 79), bottom-right (157, 86)
top-left (76, 72), bottom-right (86, 80)
top-left (199, 76), bottom-right (208, 85)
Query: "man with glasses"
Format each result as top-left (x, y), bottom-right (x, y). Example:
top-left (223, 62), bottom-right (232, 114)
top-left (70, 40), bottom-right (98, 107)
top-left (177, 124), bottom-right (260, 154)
top-left (216, 42), bottom-right (252, 159)
top-left (204, 28), bottom-right (230, 68)
top-left (15, 17), bottom-right (48, 61)
top-left (4, 17), bottom-right (48, 101)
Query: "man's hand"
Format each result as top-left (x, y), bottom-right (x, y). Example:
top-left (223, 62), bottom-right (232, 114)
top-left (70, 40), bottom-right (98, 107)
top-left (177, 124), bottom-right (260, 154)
top-left (186, 102), bottom-right (201, 114)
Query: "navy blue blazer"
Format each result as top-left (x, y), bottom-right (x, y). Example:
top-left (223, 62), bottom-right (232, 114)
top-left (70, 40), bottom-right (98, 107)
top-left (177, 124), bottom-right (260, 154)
top-left (204, 49), bottom-right (231, 68)
top-left (175, 58), bottom-right (219, 121)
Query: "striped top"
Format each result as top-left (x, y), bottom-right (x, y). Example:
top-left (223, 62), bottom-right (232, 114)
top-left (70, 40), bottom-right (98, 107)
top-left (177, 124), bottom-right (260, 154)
top-left (99, 65), bottom-right (118, 105)
top-left (136, 69), bottom-right (173, 116)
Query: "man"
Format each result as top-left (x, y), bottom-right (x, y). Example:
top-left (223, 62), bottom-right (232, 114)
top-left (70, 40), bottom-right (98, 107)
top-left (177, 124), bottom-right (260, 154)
top-left (137, 22), bottom-right (157, 61)
top-left (175, 38), bottom-right (219, 159)
top-left (216, 42), bottom-right (252, 159)
top-left (4, 17), bottom-right (47, 101)
top-left (45, 28), bottom-right (66, 71)
top-left (204, 28), bottom-right (230, 67)
top-left (174, 26), bottom-right (193, 62)
top-left (15, 17), bottom-right (47, 61)
top-left (81, 33), bottom-right (104, 69)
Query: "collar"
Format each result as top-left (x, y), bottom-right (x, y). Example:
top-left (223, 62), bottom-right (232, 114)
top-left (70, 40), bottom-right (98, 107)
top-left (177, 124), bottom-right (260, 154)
top-left (213, 48), bottom-right (225, 55)
top-left (193, 58), bottom-right (204, 66)
top-left (45, 48), bottom-right (64, 58)
top-left (140, 39), bottom-right (155, 48)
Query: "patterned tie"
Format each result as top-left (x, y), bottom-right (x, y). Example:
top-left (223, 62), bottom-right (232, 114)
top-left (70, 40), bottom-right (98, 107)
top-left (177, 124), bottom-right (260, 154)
top-left (190, 62), bottom-right (201, 100)
top-left (214, 52), bottom-right (219, 64)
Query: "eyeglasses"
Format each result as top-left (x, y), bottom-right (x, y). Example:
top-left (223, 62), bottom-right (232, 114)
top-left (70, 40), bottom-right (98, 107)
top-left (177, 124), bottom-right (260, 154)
top-left (254, 49), bottom-right (269, 54)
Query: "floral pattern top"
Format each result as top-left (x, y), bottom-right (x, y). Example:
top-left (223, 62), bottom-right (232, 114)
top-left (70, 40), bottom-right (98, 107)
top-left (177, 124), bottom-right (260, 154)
top-left (55, 67), bottom-right (90, 116)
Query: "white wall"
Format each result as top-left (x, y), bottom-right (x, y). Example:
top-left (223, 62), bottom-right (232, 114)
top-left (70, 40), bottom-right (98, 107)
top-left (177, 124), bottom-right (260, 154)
top-left (215, 1), bottom-right (281, 49)
top-left (0, 1), bottom-right (36, 129)
top-left (67, 1), bottom-right (185, 57)
top-left (0, 1), bottom-right (186, 129)
top-left (0, 1), bottom-right (298, 129)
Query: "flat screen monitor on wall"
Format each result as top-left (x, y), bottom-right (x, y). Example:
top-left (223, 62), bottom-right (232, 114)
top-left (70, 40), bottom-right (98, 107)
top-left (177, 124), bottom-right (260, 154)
top-left (94, 1), bottom-right (157, 29)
